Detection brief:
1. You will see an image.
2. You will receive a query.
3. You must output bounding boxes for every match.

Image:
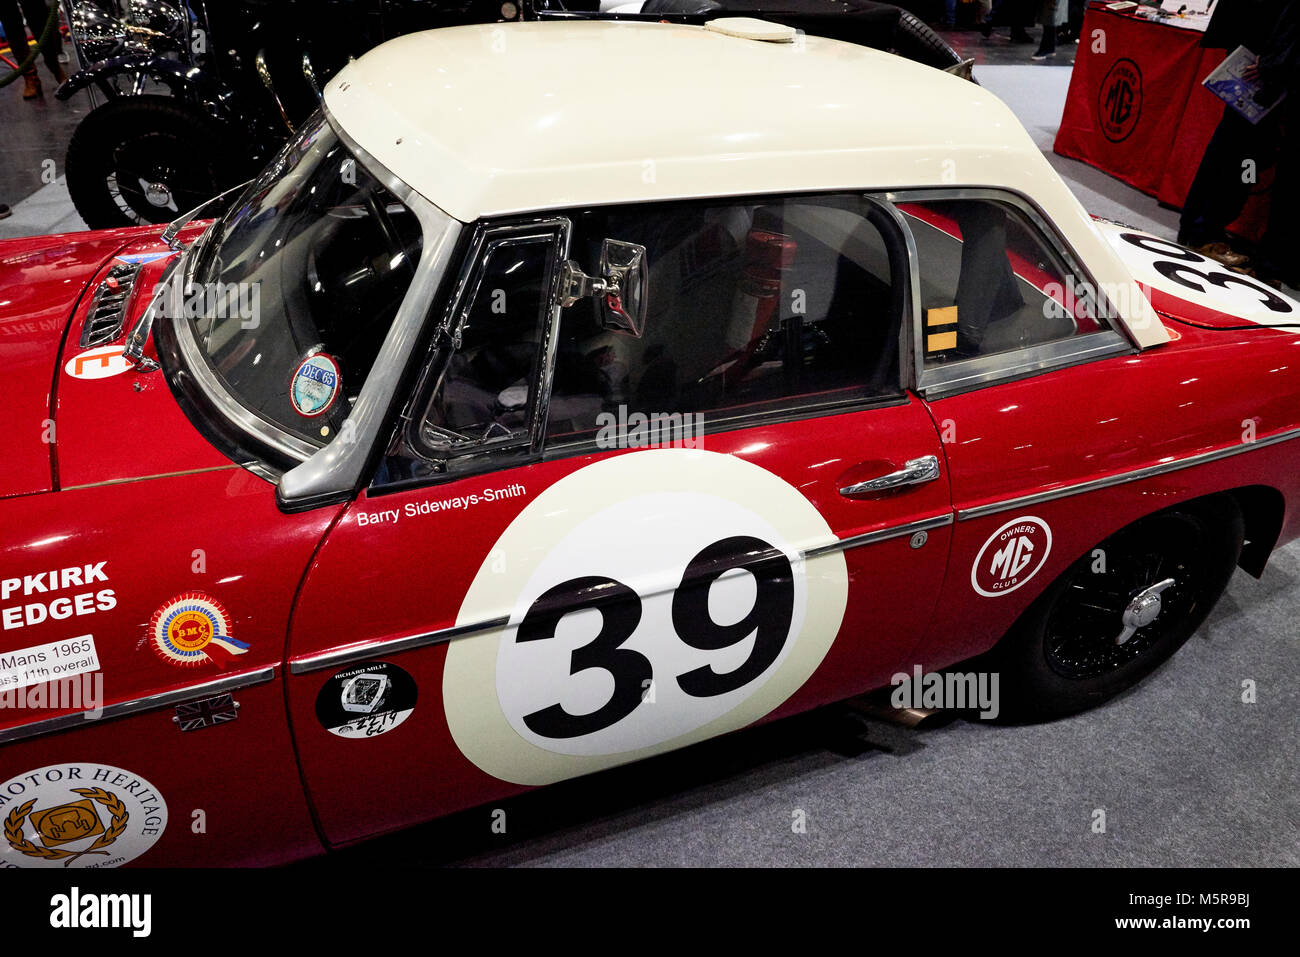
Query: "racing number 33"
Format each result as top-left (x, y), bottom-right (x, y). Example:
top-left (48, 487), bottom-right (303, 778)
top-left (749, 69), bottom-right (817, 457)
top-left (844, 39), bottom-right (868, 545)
top-left (517, 536), bottom-right (794, 739)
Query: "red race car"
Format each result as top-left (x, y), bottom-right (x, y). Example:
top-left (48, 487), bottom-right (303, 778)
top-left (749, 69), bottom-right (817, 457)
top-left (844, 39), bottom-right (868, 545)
top-left (3, 19), bottom-right (1298, 867)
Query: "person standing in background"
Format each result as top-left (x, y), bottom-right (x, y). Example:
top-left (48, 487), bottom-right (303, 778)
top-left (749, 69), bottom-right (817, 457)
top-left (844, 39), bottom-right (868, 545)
top-left (979, 0), bottom-right (1036, 42)
top-left (1032, 0), bottom-right (1067, 58)
top-left (0, 0), bottom-right (66, 99)
top-left (1240, 0), bottom-right (1299, 286)
top-left (1177, 0), bottom-right (1296, 284)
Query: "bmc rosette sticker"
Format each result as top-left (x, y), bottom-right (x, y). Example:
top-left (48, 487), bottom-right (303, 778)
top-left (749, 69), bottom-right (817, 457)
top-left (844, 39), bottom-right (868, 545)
top-left (1, 763), bottom-right (167, 868)
top-left (149, 592), bottom-right (249, 667)
top-left (290, 353), bottom-right (341, 417)
top-left (971, 516), bottom-right (1053, 597)
top-left (315, 661), bottom-right (417, 739)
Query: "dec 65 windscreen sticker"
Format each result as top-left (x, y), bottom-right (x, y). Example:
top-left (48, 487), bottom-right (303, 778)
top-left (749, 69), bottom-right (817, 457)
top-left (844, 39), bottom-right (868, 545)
top-left (443, 449), bottom-right (849, 786)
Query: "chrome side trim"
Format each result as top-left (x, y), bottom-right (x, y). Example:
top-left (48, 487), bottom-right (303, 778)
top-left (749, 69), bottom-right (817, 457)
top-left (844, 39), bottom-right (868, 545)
top-left (0, 667), bottom-right (275, 746)
top-left (918, 331), bottom-right (1131, 399)
top-left (804, 512), bottom-right (954, 558)
top-left (289, 618), bottom-right (511, 675)
top-left (957, 427), bottom-right (1300, 521)
top-left (62, 463), bottom-right (240, 491)
top-left (292, 512), bottom-right (959, 673)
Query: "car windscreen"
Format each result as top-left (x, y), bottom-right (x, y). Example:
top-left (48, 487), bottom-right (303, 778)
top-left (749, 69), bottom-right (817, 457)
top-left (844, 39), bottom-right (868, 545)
top-left (189, 112), bottom-right (423, 448)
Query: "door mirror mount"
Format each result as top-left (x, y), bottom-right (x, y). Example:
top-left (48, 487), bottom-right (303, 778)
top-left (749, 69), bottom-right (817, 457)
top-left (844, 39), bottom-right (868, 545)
top-left (559, 238), bottom-right (648, 338)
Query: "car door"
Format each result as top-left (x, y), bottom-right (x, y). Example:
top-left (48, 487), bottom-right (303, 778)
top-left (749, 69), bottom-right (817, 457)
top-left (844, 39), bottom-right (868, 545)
top-left (882, 189), bottom-right (1188, 671)
top-left (286, 193), bottom-right (953, 847)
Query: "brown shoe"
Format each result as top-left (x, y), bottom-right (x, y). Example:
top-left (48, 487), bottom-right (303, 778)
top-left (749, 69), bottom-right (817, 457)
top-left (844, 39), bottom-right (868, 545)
top-left (1191, 241), bottom-right (1249, 268)
top-left (22, 73), bottom-right (42, 99)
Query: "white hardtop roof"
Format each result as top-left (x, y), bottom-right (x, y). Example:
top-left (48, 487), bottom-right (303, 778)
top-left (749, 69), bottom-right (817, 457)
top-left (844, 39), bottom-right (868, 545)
top-left (323, 19), bottom-right (1167, 347)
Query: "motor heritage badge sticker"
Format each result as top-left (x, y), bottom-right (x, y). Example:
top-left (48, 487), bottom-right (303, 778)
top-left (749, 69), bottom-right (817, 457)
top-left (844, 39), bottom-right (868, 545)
top-left (1, 764), bottom-right (167, 868)
top-left (149, 592), bottom-right (249, 667)
top-left (972, 516), bottom-right (1053, 597)
top-left (315, 661), bottom-right (417, 738)
top-left (290, 353), bottom-right (342, 417)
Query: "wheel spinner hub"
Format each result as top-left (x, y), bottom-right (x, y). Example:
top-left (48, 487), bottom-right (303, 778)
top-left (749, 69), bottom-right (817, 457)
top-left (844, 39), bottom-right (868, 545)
top-left (1116, 577), bottom-right (1177, 646)
top-left (142, 180), bottom-right (173, 208)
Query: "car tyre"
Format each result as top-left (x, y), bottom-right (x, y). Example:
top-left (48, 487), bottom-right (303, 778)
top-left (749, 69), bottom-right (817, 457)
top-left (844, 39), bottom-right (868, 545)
top-left (891, 12), bottom-right (965, 71)
top-left (981, 494), bottom-right (1244, 721)
top-left (66, 95), bottom-right (245, 230)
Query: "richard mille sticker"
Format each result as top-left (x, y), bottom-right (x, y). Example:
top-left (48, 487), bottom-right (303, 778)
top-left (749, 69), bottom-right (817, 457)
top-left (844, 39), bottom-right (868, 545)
top-left (290, 353), bottom-right (341, 417)
top-left (1, 763), bottom-right (168, 868)
top-left (971, 516), bottom-right (1053, 597)
top-left (149, 592), bottom-right (249, 667)
top-left (315, 661), bottom-right (417, 738)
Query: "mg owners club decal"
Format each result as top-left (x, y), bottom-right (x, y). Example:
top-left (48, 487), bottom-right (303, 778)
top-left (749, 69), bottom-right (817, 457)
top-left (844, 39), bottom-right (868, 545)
top-left (971, 516), bottom-right (1053, 598)
top-left (443, 449), bottom-right (850, 786)
top-left (1, 764), bottom-right (167, 868)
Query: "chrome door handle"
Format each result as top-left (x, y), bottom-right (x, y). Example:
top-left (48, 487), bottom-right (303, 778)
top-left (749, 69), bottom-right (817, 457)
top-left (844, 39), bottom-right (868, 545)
top-left (839, 455), bottom-right (940, 496)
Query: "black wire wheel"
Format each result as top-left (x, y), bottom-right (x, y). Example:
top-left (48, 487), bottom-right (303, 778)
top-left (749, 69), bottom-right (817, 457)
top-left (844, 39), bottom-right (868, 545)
top-left (982, 495), bottom-right (1244, 721)
top-left (66, 95), bottom-right (245, 230)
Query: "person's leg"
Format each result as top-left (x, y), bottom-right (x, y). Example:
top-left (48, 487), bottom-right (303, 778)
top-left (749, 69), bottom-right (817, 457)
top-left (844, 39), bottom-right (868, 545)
top-left (16, 0), bottom-right (61, 77)
top-left (0, 0), bottom-right (32, 67)
top-left (1010, 0), bottom-right (1035, 42)
top-left (0, 0), bottom-right (41, 97)
top-left (1179, 109), bottom-right (1263, 252)
top-left (1253, 103), bottom-right (1298, 284)
top-left (1033, 2), bottom-right (1057, 58)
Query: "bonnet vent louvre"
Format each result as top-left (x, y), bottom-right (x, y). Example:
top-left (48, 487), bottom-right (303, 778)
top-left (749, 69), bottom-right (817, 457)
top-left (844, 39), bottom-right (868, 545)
top-left (80, 261), bottom-right (144, 347)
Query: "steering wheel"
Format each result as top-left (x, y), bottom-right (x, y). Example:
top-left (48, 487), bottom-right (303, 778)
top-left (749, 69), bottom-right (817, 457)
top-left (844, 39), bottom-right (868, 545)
top-left (364, 190), bottom-right (416, 279)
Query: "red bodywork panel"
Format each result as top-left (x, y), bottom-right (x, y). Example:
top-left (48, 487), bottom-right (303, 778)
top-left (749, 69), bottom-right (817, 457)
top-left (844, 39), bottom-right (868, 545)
top-left (0, 229), bottom-right (149, 499)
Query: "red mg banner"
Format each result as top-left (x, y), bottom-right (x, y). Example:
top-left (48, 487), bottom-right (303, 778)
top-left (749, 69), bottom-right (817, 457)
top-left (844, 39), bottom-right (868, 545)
top-left (1054, 9), bottom-right (1205, 195)
top-left (1054, 8), bottom-right (1271, 241)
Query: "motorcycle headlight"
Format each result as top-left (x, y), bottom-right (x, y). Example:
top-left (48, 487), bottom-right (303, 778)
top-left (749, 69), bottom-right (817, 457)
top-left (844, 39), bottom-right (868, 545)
top-left (126, 0), bottom-right (186, 42)
top-left (71, 0), bottom-right (187, 61)
top-left (71, 1), bottom-right (128, 61)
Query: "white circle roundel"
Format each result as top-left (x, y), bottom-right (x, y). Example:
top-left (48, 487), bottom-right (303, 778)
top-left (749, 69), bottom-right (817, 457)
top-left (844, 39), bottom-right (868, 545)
top-left (64, 346), bottom-right (133, 380)
top-left (443, 449), bottom-right (849, 786)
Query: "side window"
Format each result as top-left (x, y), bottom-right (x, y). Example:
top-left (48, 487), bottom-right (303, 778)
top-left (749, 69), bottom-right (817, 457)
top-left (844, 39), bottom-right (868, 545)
top-left (418, 235), bottom-right (554, 452)
top-left (546, 195), bottom-right (901, 446)
top-left (898, 198), bottom-right (1106, 366)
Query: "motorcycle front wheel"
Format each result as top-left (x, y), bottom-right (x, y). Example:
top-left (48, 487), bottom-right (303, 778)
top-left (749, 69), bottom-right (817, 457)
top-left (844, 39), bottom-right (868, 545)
top-left (66, 95), bottom-right (245, 230)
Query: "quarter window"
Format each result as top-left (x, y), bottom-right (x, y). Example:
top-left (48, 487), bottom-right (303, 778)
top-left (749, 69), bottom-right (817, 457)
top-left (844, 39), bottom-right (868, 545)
top-left (898, 198), bottom-right (1107, 366)
top-left (416, 235), bottom-right (556, 453)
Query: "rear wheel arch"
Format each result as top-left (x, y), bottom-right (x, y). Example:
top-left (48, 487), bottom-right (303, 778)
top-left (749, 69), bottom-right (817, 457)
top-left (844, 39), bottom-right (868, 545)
top-left (1225, 484), bottom-right (1285, 578)
top-left (978, 491), bottom-right (1245, 720)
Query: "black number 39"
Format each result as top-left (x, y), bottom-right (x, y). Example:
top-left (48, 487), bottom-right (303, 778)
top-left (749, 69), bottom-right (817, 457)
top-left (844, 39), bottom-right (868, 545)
top-left (1120, 232), bottom-right (1292, 314)
top-left (514, 536), bottom-right (796, 739)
